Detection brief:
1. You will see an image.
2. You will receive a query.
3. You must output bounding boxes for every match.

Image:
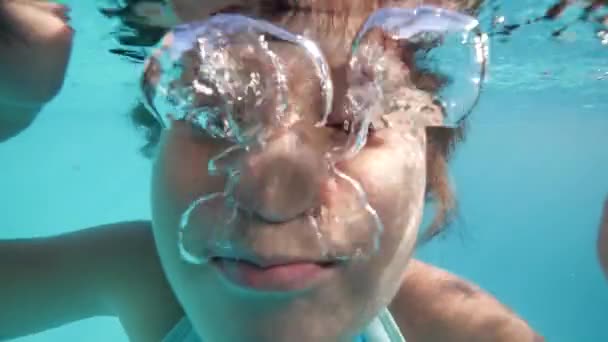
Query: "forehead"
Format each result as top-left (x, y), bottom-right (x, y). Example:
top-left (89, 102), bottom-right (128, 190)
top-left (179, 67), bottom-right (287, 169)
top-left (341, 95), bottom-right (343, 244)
top-left (258, 0), bottom-right (478, 61)
top-left (254, 0), bottom-right (474, 12)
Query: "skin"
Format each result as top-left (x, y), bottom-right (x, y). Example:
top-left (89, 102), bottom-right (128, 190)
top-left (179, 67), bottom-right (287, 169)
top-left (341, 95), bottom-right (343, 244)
top-left (142, 0), bottom-right (482, 27)
top-left (146, 4), bottom-right (542, 339)
top-left (0, 222), bottom-right (542, 342)
top-left (0, 0), bottom-right (73, 142)
top-left (151, 57), bottom-right (428, 341)
top-left (0, 1), bottom-right (543, 341)
top-left (597, 197), bottom-right (608, 280)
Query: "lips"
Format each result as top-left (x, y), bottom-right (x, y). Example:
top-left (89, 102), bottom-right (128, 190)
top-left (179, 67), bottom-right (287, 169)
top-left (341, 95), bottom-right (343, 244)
top-left (211, 256), bottom-right (338, 293)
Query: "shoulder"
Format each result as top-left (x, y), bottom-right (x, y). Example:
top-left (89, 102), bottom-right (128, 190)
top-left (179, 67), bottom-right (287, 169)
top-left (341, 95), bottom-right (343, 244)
top-left (389, 259), bottom-right (544, 342)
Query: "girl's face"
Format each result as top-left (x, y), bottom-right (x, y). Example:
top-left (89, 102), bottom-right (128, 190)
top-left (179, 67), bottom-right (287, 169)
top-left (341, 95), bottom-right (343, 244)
top-left (149, 10), bottom-right (445, 342)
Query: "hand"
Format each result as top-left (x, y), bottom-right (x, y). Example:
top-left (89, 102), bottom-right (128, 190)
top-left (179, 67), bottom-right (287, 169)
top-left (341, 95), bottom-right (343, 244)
top-left (0, 0), bottom-right (73, 141)
top-left (0, 0), bottom-right (73, 105)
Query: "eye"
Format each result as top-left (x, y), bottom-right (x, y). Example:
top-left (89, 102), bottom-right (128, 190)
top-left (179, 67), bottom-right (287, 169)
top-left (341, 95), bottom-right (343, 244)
top-left (182, 108), bottom-right (233, 139)
top-left (325, 117), bottom-right (375, 138)
top-left (326, 119), bottom-right (351, 133)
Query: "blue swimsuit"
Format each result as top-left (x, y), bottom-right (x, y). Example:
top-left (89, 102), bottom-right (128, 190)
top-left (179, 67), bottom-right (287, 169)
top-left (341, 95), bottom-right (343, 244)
top-left (162, 308), bottom-right (406, 342)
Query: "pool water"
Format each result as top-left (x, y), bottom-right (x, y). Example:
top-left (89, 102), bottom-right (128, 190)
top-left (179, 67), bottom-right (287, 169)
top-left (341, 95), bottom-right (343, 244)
top-left (1, 1), bottom-right (607, 341)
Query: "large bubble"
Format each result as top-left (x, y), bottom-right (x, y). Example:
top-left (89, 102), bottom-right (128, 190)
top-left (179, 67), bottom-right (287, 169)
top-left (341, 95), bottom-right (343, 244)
top-left (352, 6), bottom-right (489, 129)
top-left (140, 7), bottom-right (488, 265)
top-left (141, 14), bottom-right (333, 144)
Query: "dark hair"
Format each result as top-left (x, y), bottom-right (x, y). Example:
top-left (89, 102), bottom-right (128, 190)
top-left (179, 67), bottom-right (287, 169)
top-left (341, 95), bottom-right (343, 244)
top-left (98, 0), bottom-right (169, 62)
top-left (97, 0), bottom-right (282, 62)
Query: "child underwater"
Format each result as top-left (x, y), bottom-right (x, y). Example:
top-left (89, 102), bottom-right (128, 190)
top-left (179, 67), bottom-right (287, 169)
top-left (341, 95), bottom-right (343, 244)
top-left (0, 1), bottom-right (545, 341)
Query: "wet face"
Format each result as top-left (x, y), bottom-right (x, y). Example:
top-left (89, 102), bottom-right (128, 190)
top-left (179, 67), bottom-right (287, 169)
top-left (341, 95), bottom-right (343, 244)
top-left (149, 6), bottom-right (446, 342)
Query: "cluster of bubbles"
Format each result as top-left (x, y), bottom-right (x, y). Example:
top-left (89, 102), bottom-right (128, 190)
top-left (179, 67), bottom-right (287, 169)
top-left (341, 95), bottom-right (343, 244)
top-left (140, 6), bottom-right (488, 264)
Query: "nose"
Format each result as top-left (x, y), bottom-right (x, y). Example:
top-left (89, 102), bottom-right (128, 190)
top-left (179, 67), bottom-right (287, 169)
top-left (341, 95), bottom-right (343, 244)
top-left (233, 131), bottom-right (327, 223)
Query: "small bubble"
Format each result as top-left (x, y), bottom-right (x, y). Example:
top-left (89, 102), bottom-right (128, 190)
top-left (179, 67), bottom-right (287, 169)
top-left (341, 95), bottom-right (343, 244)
top-left (493, 16), bottom-right (506, 25)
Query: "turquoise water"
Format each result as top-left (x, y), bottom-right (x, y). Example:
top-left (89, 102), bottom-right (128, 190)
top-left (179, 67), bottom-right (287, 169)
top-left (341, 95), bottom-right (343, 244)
top-left (1, 1), bottom-right (607, 341)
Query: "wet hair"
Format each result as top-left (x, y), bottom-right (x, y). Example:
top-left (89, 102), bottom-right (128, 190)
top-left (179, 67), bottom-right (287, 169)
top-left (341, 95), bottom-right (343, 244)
top-left (98, 0), bottom-right (169, 62)
top-left (96, 0), bottom-right (485, 62)
top-left (127, 3), bottom-right (476, 242)
top-left (483, 0), bottom-right (607, 41)
top-left (104, 0), bottom-right (604, 60)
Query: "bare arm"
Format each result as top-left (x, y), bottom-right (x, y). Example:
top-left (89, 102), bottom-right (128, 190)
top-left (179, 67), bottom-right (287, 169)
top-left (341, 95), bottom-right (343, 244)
top-left (0, 226), bottom-right (114, 338)
top-left (0, 221), bottom-right (182, 341)
top-left (390, 260), bottom-right (544, 342)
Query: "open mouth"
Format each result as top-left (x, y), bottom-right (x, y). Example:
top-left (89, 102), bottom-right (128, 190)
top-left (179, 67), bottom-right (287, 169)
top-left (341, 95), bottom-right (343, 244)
top-left (210, 256), bottom-right (339, 293)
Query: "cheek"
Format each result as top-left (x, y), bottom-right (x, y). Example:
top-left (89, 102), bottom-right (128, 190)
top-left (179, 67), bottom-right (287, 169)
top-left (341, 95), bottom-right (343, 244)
top-left (338, 131), bottom-right (427, 268)
top-left (345, 132), bottom-right (427, 225)
top-left (152, 130), bottom-right (226, 212)
top-left (150, 131), bottom-right (228, 265)
top-left (150, 132), bottom-right (223, 294)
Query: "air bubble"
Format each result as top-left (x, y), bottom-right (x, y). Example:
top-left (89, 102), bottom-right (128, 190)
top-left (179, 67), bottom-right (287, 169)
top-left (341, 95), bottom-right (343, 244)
top-left (141, 15), bottom-right (333, 146)
top-left (351, 6), bottom-right (488, 128)
top-left (140, 8), bottom-right (488, 265)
